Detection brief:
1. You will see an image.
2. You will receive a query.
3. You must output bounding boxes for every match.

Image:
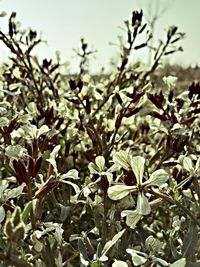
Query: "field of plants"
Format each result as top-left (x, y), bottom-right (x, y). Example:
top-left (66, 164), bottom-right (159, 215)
top-left (0, 9), bottom-right (199, 267)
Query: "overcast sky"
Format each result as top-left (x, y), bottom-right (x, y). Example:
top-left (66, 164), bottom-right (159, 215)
top-left (0, 0), bottom-right (199, 72)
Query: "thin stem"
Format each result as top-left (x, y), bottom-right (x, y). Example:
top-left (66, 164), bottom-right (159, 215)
top-left (101, 196), bottom-right (109, 247)
top-left (148, 189), bottom-right (200, 226)
top-left (27, 184), bottom-right (36, 229)
top-left (63, 252), bottom-right (79, 266)
top-left (76, 93), bottom-right (103, 154)
top-left (0, 251), bottom-right (31, 267)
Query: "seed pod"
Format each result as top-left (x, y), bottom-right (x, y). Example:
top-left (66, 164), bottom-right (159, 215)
top-left (28, 157), bottom-right (35, 177)
top-left (4, 220), bottom-right (13, 238)
top-left (12, 207), bottom-right (21, 227)
top-left (34, 156), bottom-right (43, 177)
top-left (69, 79), bottom-right (77, 90)
top-left (115, 113), bottom-right (123, 129)
top-left (12, 223), bottom-right (25, 243)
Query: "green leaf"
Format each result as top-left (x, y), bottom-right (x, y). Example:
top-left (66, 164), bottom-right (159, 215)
top-left (32, 235), bottom-right (43, 253)
top-left (22, 201), bottom-right (32, 223)
top-left (112, 260), bottom-right (128, 267)
top-left (78, 238), bottom-right (90, 266)
top-left (107, 185), bottom-right (136, 200)
top-left (5, 145), bottom-right (27, 159)
top-left (153, 257), bottom-right (169, 266)
top-left (126, 249), bottom-right (147, 266)
top-left (113, 151), bottom-right (131, 171)
top-left (182, 222), bottom-right (198, 258)
top-left (37, 125), bottom-right (50, 138)
top-left (91, 261), bottom-right (101, 267)
top-left (169, 237), bottom-right (182, 260)
top-left (183, 157), bottom-right (193, 173)
top-left (163, 75), bottom-right (177, 89)
top-left (0, 117), bottom-right (9, 127)
top-left (100, 229), bottom-right (125, 261)
top-left (5, 183), bottom-right (25, 201)
top-left (46, 145), bottom-right (61, 174)
top-left (88, 162), bottom-right (98, 174)
top-left (96, 242), bottom-right (103, 259)
top-left (61, 169), bottom-right (79, 180)
top-left (145, 235), bottom-right (164, 252)
top-left (0, 206), bottom-right (5, 223)
top-left (121, 210), bottom-right (141, 229)
top-left (46, 158), bottom-right (58, 174)
top-left (50, 145), bottom-right (61, 158)
top-left (170, 258), bottom-right (186, 267)
top-left (95, 156), bottom-right (105, 171)
top-left (57, 204), bottom-right (71, 222)
top-left (0, 183), bottom-right (8, 200)
top-left (146, 169), bottom-right (169, 187)
top-left (194, 157), bottom-right (200, 174)
top-left (60, 180), bottom-right (80, 195)
top-left (136, 191), bottom-right (151, 215)
top-left (131, 156), bottom-right (145, 185)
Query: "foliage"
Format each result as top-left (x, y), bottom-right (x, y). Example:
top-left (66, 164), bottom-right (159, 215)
top-left (0, 9), bottom-right (199, 267)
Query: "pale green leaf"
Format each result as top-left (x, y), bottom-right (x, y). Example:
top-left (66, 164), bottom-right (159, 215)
top-left (182, 222), bottom-right (198, 258)
top-left (142, 82), bottom-right (152, 93)
top-left (50, 145), bottom-right (61, 159)
top-left (13, 68), bottom-right (21, 79)
top-left (113, 151), bottom-right (131, 171)
top-left (61, 169), bottom-right (79, 180)
top-left (33, 239), bottom-right (43, 252)
top-left (121, 210), bottom-right (141, 229)
top-left (0, 183), bottom-right (8, 199)
top-left (170, 258), bottom-right (186, 267)
top-left (131, 156), bottom-right (145, 185)
top-left (5, 183), bottom-right (25, 201)
top-left (145, 235), bottom-right (164, 252)
top-left (22, 201), bottom-right (32, 223)
top-left (112, 260), bottom-right (128, 267)
top-left (106, 172), bottom-right (113, 184)
top-left (195, 157), bottom-right (200, 174)
top-left (146, 169), bottom-right (169, 187)
top-left (57, 204), bottom-right (70, 222)
top-left (136, 191), bottom-right (151, 215)
top-left (9, 83), bottom-right (21, 92)
top-left (99, 255), bottom-right (108, 262)
top-left (37, 125), bottom-right (50, 138)
top-left (0, 206), bottom-right (5, 223)
top-left (183, 157), bottom-right (193, 173)
top-left (100, 229), bottom-right (125, 260)
top-left (78, 238), bottom-right (90, 266)
top-left (126, 249), bottom-right (147, 266)
top-left (5, 145), bottom-right (27, 159)
top-left (108, 185), bottom-right (136, 200)
top-left (0, 117), bottom-right (9, 127)
top-left (95, 156), bottom-right (105, 171)
top-left (60, 180), bottom-right (80, 195)
top-left (22, 124), bottom-right (37, 139)
top-left (154, 257), bottom-right (169, 266)
top-left (163, 75), bottom-right (177, 89)
top-left (88, 162), bottom-right (98, 174)
top-left (46, 158), bottom-right (57, 174)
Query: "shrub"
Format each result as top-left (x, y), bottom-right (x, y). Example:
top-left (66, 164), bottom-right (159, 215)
top-left (0, 9), bottom-right (199, 267)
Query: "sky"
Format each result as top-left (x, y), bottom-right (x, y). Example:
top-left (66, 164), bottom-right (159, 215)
top-left (0, 0), bottom-right (199, 73)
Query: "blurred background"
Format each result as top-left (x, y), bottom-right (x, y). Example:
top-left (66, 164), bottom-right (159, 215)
top-left (0, 0), bottom-right (199, 73)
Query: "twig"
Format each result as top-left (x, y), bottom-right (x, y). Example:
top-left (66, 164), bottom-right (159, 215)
top-left (148, 189), bottom-right (200, 226)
